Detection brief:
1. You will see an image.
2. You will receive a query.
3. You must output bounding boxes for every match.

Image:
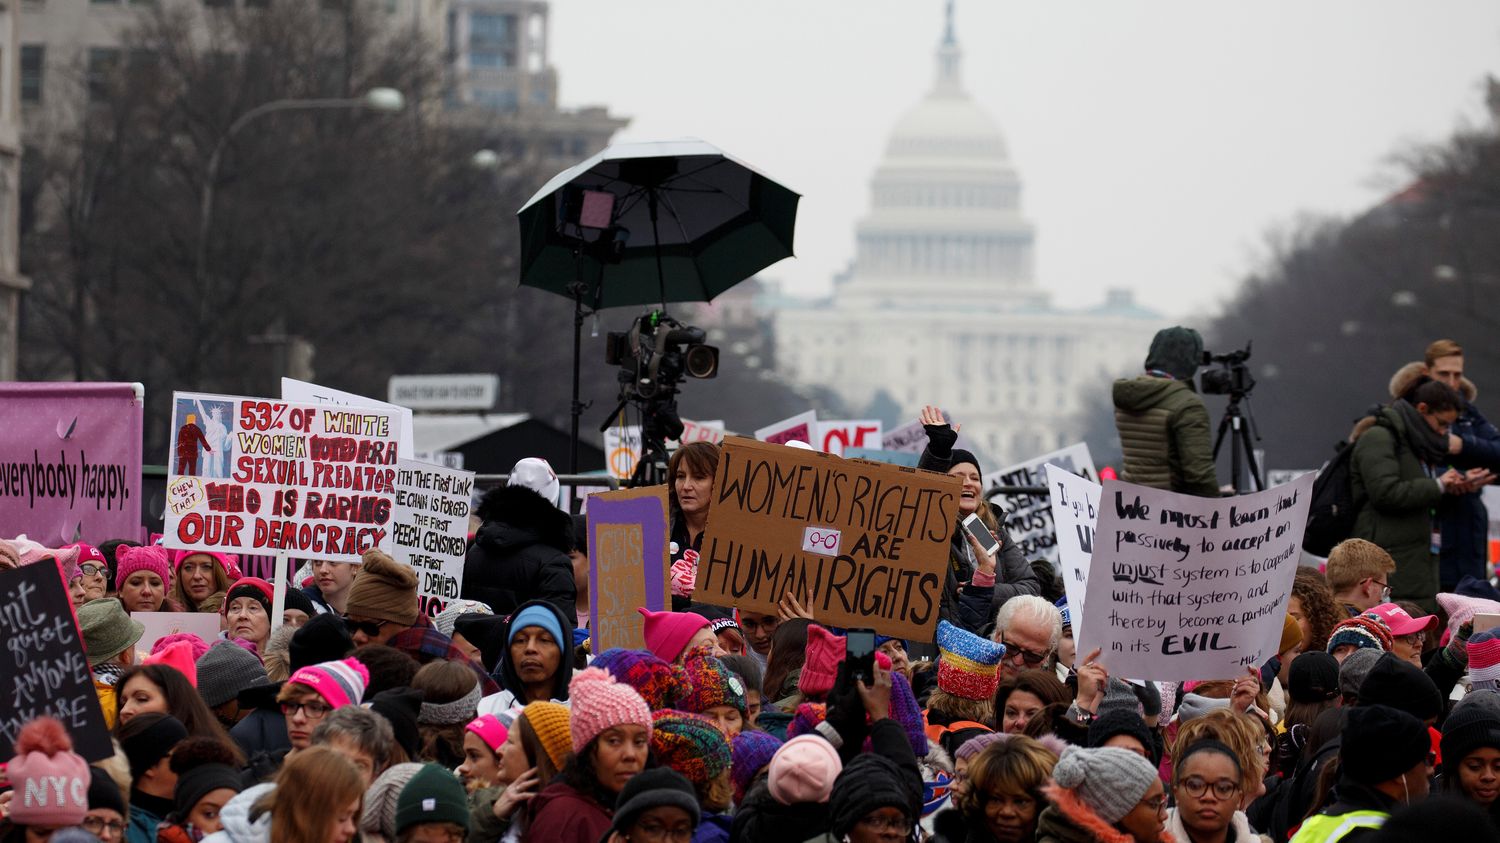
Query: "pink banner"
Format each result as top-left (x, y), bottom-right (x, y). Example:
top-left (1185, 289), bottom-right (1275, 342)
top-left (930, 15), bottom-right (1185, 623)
top-left (0, 382), bottom-right (144, 545)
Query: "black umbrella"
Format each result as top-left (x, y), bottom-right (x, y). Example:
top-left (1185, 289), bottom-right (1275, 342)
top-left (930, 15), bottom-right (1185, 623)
top-left (515, 139), bottom-right (800, 472)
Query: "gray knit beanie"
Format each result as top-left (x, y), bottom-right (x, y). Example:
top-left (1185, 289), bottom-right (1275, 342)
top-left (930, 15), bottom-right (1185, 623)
top-left (360, 762), bottom-right (424, 839)
top-left (196, 640), bottom-right (269, 707)
top-left (1097, 678), bottom-right (1143, 720)
top-left (1175, 692), bottom-right (1230, 723)
top-left (1339, 648), bottom-right (1383, 699)
top-left (1051, 745), bottom-right (1159, 824)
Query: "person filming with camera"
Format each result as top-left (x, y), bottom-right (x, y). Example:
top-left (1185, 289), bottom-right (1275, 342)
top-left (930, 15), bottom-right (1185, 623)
top-left (1112, 326), bottom-right (1221, 497)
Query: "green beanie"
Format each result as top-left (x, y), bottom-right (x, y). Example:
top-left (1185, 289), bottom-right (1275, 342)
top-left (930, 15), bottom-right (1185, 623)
top-left (394, 764), bottom-right (470, 834)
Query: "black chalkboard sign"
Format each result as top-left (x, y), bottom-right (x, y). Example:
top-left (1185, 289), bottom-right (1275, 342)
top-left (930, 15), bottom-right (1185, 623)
top-left (0, 562), bottom-right (113, 761)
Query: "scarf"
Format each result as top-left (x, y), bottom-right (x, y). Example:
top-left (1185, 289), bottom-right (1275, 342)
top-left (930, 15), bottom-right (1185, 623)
top-left (94, 661), bottom-right (126, 687)
top-left (1393, 399), bottom-right (1452, 464)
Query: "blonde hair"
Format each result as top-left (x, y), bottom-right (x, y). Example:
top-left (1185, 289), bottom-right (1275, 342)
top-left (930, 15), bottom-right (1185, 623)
top-left (927, 688), bottom-right (996, 727)
top-left (257, 746), bottom-right (365, 843)
top-left (1171, 709), bottom-right (1266, 791)
top-left (959, 735), bottom-right (1058, 817)
top-left (1326, 539), bottom-right (1396, 593)
top-left (1425, 339), bottom-right (1463, 366)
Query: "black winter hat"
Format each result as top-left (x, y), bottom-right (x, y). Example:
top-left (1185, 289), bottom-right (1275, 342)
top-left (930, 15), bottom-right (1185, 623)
top-left (829, 754), bottom-right (919, 838)
top-left (949, 449), bottom-right (981, 481)
top-left (281, 588), bottom-right (317, 619)
top-left (1358, 653), bottom-right (1444, 722)
top-left (1289, 651), bottom-right (1341, 704)
top-left (87, 767), bottom-right (126, 815)
top-left (121, 714), bottom-right (189, 781)
top-left (1341, 705), bottom-right (1430, 786)
top-left (289, 612), bottom-right (354, 672)
top-left (601, 767), bottom-right (701, 842)
top-left (1440, 690), bottom-right (1500, 778)
top-left (453, 614), bottom-right (509, 673)
top-left (1088, 708), bottom-right (1163, 767)
top-left (1368, 795), bottom-right (1500, 842)
top-left (370, 687), bottom-right (423, 761)
top-left (1144, 326), bottom-right (1204, 382)
top-left (174, 763), bottom-right (243, 818)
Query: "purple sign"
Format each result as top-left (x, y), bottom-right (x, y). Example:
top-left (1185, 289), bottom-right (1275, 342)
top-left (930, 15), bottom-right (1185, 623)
top-left (587, 486), bottom-right (670, 651)
top-left (0, 383), bottom-right (143, 545)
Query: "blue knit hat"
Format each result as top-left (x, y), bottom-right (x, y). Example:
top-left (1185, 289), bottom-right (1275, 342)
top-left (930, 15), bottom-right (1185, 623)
top-left (731, 730), bottom-right (783, 802)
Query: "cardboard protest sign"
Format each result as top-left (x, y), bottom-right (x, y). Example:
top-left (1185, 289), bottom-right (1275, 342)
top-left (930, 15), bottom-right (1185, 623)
top-left (0, 562), bottom-right (112, 761)
top-left (989, 444), bottom-right (1096, 564)
top-left (393, 459), bottom-right (475, 615)
top-left (754, 411), bottom-right (817, 446)
top-left (135, 612), bottom-right (223, 652)
top-left (281, 378), bottom-right (414, 457)
top-left (163, 392), bottom-right (401, 563)
top-left (1081, 474), bottom-right (1317, 680)
top-left (695, 437), bottom-right (961, 641)
top-left (1046, 465), bottom-right (1101, 645)
top-left (814, 420), bottom-right (883, 457)
top-left (587, 486), bottom-right (670, 651)
top-left (0, 382), bottom-right (143, 545)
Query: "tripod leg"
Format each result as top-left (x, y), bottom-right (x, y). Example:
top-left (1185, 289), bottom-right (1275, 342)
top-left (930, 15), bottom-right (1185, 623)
top-left (1240, 422), bottom-right (1264, 491)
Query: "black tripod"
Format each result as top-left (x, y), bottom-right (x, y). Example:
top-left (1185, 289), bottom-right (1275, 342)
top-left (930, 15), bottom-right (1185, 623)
top-left (598, 394), bottom-right (680, 488)
top-left (1212, 390), bottom-right (1263, 494)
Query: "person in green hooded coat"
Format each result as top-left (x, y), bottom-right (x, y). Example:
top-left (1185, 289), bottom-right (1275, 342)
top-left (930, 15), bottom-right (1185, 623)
top-left (1112, 326), bottom-right (1220, 498)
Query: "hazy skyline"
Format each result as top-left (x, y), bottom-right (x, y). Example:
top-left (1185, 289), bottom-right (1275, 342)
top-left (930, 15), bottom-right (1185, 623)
top-left (550, 1), bottom-right (1500, 321)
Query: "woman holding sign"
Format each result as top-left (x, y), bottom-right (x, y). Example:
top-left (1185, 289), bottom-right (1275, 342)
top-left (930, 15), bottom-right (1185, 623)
top-left (668, 442), bottom-right (719, 609)
top-left (917, 407), bottom-right (1040, 634)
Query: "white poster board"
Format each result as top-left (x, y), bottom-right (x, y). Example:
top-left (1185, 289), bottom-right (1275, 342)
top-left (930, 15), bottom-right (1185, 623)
top-left (281, 378), bottom-right (414, 457)
top-left (1080, 474), bottom-right (1317, 681)
top-left (813, 420), bottom-right (883, 457)
top-left (754, 411), bottom-right (817, 446)
top-left (393, 459), bottom-right (474, 612)
top-left (989, 443), bottom-right (1096, 565)
top-left (1046, 465), bottom-right (1101, 645)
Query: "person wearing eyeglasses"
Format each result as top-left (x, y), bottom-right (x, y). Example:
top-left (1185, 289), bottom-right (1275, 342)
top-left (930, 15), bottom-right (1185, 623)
top-left (992, 596), bottom-right (1063, 682)
top-left (1035, 745), bottom-right (1169, 843)
top-left (956, 734), bottom-right (1059, 843)
top-left (1167, 740), bottom-right (1263, 843)
top-left (66, 542), bottom-right (112, 602)
top-left (1289, 705), bottom-right (1432, 843)
top-left (277, 657), bottom-right (370, 752)
top-left (1367, 602), bottom-right (1438, 668)
top-left (82, 768), bottom-right (129, 843)
top-left (1325, 541), bottom-right (1398, 618)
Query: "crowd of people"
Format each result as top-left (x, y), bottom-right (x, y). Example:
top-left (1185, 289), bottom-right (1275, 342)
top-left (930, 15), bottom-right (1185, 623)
top-left (3, 331), bottom-right (1500, 843)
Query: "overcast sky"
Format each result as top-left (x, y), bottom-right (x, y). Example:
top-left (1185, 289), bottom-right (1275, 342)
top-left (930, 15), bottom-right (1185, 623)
top-left (549, 1), bottom-right (1500, 321)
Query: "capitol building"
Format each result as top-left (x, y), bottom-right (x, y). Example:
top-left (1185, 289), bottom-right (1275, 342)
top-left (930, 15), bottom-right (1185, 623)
top-left (772, 8), bottom-right (1164, 468)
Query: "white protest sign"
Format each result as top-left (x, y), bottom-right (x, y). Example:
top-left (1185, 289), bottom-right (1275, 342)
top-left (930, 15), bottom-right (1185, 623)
top-left (989, 443), bottom-right (1095, 565)
top-left (281, 378), bottom-right (414, 457)
top-left (1081, 473), bottom-right (1316, 681)
top-left (393, 459), bottom-right (474, 615)
top-left (754, 410), bottom-right (817, 446)
top-left (814, 420), bottom-right (883, 457)
top-left (1046, 464), bottom-right (1101, 645)
top-left (679, 419), bottom-right (726, 445)
top-left (880, 420), bottom-right (930, 454)
top-left (604, 426), bottom-right (643, 480)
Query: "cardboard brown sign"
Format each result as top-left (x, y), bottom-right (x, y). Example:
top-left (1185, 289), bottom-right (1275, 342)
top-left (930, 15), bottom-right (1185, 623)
top-left (694, 437), bottom-right (961, 641)
top-left (587, 485), bottom-right (671, 652)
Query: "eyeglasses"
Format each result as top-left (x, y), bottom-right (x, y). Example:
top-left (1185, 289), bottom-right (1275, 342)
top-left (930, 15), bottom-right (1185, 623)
top-left (1365, 577), bottom-right (1392, 602)
top-left (857, 813), bottom-right (913, 833)
top-left (280, 700), bottom-right (332, 719)
top-left (1001, 639), bottom-right (1048, 666)
top-left (1177, 776), bottom-right (1242, 800)
top-left (83, 818), bottom-right (126, 837)
top-left (630, 820), bottom-right (695, 842)
top-left (1139, 794), bottom-right (1168, 814)
top-left (343, 617), bottom-right (388, 637)
top-left (81, 563), bottom-right (108, 577)
top-left (1397, 632), bottom-right (1426, 648)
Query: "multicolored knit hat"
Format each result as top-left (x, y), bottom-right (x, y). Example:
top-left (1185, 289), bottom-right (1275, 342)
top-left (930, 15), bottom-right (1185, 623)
top-left (115, 544), bottom-right (170, 590)
top-left (649, 710), bottom-right (732, 788)
top-left (936, 620), bottom-right (1006, 700)
top-left (287, 657), bottom-right (370, 709)
top-left (786, 702), bottom-right (829, 739)
top-left (731, 730), bottom-right (784, 802)
top-left (520, 701), bottom-right (572, 771)
top-left (568, 667), bottom-right (652, 753)
top-left (1326, 614), bottom-right (1393, 654)
top-left (799, 624), bottom-right (845, 698)
top-left (1470, 630), bottom-right (1500, 691)
top-left (592, 648), bottom-right (686, 710)
top-left (677, 651), bottom-right (747, 715)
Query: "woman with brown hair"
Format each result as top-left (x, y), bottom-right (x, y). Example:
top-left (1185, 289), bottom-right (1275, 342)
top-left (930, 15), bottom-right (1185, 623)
top-left (413, 661), bottom-right (480, 769)
top-left (667, 441), bottom-right (720, 608)
top-left (759, 618), bottom-right (812, 710)
top-left (1288, 570), bottom-right (1343, 655)
top-left (957, 734), bottom-right (1060, 843)
top-left (169, 551), bottom-right (236, 613)
top-left (995, 670), bottom-right (1071, 735)
top-left (203, 745), bottom-right (365, 843)
top-left (114, 664), bottom-right (243, 764)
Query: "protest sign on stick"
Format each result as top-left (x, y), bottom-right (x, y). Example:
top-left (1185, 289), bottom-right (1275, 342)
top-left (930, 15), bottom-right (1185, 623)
top-left (392, 459), bottom-right (475, 616)
top-left (989, 444), bottom-right (1096, 565)
top-left (754, 411), bottom-right (817, 446)
top-left (1080, 474), bottom-right (1317, 680)
top-left (0, 562), bottom-right (112, 761)
top-left (695, 437), bottom-right (961, 641)
top-left (814, 420), bottom-right (883, 457)
top-left (163, 392), bottom-right (400, 563)
top-left (0, 382), bottom-right (144, 545)
top-left (588, 486), bottom-right (670, 651)
top-left (1046, 464), bottom-right (1101, 644)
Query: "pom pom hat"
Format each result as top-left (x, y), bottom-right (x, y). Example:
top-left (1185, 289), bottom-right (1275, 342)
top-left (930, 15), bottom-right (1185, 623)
top-left (568, 667), bottom-right (652, 753)
top-left (1048, 745), bottom-right (1159, 824)
top-left (286, 657), bottom-right (370, 709)
top-left (7, 718), bottom-right (90, 827)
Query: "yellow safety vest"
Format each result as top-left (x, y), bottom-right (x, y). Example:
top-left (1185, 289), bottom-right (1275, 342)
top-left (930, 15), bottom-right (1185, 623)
top-left (1288, 809), bottom-right (1388, 842)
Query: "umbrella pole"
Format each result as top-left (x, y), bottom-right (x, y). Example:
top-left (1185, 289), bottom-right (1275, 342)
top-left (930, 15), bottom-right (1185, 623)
top-left (567, 253), bottom-right (587, 482)
top-left (649, 189), bottom-right (666, 310)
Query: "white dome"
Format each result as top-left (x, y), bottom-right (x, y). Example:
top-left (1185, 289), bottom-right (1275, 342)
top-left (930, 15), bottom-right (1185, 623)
top-left (884, 90), bottom-right (1010, 163)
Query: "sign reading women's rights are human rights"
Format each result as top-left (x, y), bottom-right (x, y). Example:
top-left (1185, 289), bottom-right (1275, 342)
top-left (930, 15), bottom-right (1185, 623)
top-left (694, 437), bottom-right (960, 641)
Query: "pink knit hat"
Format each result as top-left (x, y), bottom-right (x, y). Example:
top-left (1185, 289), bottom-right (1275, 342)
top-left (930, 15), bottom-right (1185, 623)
top-left (143, 639), bottom-right (200, 687)
top-left (172, 549), bottom-right (239, 576)
top-left (115, 545), bottom-right (171, 589)
top-left (568, 667), bottom-right (653, 753)
top-left (151, 633), bottom-right (211, 662)
top-left (15, 536), bottom-right (82, 583)
top-left (798, 624), bottom-right (845, 698)
top-left (638, 607), bottom-right (710, 663)
top-left (287, 657), bottom-right (370, 709)
top-left (7, 717), bottom-right (90, 826)
top-left (466, 714), bottom-right (509, 752)
top-left (768, 734), bottom-right (842, 805)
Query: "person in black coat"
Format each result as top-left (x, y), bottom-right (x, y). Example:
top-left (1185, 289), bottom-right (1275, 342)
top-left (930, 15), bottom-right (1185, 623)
top-left (462, 483), bottom-right (578, 623)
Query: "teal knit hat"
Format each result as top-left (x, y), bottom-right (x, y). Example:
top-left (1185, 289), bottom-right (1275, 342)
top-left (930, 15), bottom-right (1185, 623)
top-left (394, 764), bottom-right (470, 834)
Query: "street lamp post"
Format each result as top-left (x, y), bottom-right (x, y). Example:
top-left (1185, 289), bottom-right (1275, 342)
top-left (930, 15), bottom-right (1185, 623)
top-left (194, 87), bottom-right (405, 375)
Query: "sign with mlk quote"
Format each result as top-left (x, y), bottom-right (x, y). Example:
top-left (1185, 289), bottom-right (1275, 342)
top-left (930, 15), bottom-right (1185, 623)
top-left (588, 486), bottom-right (671, 652)
top-left (164, 392), bottom-right (400, 563)
top-left (1080, 473), bottom-right (1316, 681)
top-left (695, 437), bottom-right (961, 641)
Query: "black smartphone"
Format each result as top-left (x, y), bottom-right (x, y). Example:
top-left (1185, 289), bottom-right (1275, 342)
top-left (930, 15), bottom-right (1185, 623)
top-left (962, 512), bottom-right (1000, 555)
top-left (846, 628), bottom-right (877, 685)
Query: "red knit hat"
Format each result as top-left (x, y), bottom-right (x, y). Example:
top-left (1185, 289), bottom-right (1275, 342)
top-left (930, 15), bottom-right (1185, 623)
top-left (638, 607), bottom-right (710, 663)
top-left (7, 718), bottom-right (90, 827)
top-left (798, 624), bottom-right (844, 698)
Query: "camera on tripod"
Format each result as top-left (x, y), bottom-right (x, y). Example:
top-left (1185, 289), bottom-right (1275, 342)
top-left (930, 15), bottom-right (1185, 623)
top-left (603, 311), bottom-right (719, 440)
top-left (1200, 342), bottom-right (1255, 396)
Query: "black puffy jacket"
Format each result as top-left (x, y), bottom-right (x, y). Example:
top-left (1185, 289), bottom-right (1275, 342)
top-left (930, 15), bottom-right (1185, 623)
top-left (462, 485), bottom-right (578, 623)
